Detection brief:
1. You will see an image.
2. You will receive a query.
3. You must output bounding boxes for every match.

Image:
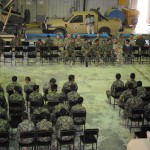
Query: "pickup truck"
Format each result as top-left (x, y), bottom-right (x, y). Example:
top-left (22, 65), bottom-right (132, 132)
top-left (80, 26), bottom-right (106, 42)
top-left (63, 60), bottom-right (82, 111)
top-left (44, 10), bottom-right (121, 36)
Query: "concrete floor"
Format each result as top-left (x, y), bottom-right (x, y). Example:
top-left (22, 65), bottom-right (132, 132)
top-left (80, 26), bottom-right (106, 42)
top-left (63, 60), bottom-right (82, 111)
top-left (0, 60), bottom-right (150, 149)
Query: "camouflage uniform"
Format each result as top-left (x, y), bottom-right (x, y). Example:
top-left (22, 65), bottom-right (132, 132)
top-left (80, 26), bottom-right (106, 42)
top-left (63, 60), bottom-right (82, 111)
top-left (29, 91), bottom-right (44, 103)
top-left (106, 79), bottom-right (124, 98)
top-left (81, 41), bottom-right (91, 62)
top-left (24, 82), bottom-right (36, 93)
top-left (136, 86), bottom-right (146, 98)
top-left (0, 106), bottom-right (7, 119)
top-left (43, 82), bottom-right (51, 95)
top-left (0, 91), bottom-right (7, 109)
top-left (10, 37), bottom-right (22, 48)
top-left (118, 89), bottom-right (133, 107)
top-left (123, 96), bottom-right (144, 119)
top-left (37, 119), bottom-right (52, 142)
top-left (104, 42), bottom-right (116, 64)
top-left (67, 91), bottom-right (80, 101)
top-left (118, 38), bottom-right (125, 46)
top-left (54, 103), bottom-right (69, 114)
top-left (75, 38), bottom-right (84, 47)
top-left (113, 43), bottom-right (123, 63)
top-left (91, 43), bottom-right (103, 63)
top-left (36, 40), bottom-right (44, 50)
top-left (17, 119), bottom-right (35, 144)
top-left (53, 38), bottom-right (64, 51)
top-left (64, 37), bottom-right (73, 47)
top-left (6, 82), bottom-right (22, 96)
top-left (0, 118), bottom-right (9, 142)
top-left (55, 116), bottom-right (74, 140)
top-left (62, 82), bottom-right (78, 94)
top-left (71, 104), bottom-right (86, 123)
top-left (33, 107), bottom-right (49, 115)
top-left (125, 79), bottom-right (137, 88)
top-left (46, 91), bottom-right (60, 102)
top-left (9, 92), bottom-right (25, 110)
top-left (45, 38), bottom-right (53, 47)
top-left (64, 42), bottom-right (76, 63)
top-left (135, 37), bottom-right (146, 47)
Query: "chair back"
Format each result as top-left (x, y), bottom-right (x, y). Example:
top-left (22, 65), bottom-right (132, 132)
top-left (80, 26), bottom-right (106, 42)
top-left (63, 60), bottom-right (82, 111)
top-left (40, 47), bottom-right (48, 51)
top-left (20, 131), bottom-right (35, 139)
top-left (131, 109), bottom-right (145, 114)
top-left (28, 46), bottom-right (36, 52)
top-left (30, 100), bottom-right (44, 107)
top-left (0, 131), bottom-right (9, 139)
top-left (141, 125), bottom-right (150, 132)
top-left (3, 47), bottom-right (12, 52)
top-left (37, 130), bottom-right (52, 138)
top-left (72, 111), bottom-right (86, 118)
top-left (9, 114), bottom-right (22, 128)
top-left (9, 101), bottom-right (24, 114)
top-left (132, 46), bottom-right (139, 51)
top-left (61, 129), bottom-right (76, 137)
top-left (48, 101), bottom-right (59, 107)
top-left (15, 46), bottom-right (23, 52)
top-left (69, 100), bottom-right (78, 108)
top-left (84, 129), bottom-right (99, 138)
top-left (115, 87), bottom-right (126, 93)
top-left (50, 46), bottom-right (59, 50)
top-left (22, 41), bottom-right (29, 46)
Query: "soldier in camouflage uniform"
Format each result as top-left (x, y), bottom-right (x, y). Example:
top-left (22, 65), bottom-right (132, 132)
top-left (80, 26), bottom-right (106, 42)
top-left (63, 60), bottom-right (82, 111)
top-left (106, 73), bottom-right (124, 99)
top-left (67, 84), bottom-right (80, 101)
top-left (36, 112), bottom-right (52, 142)
top-left (10, 33), bottom-right (22, 48)
top-left (9, 86), bottom-right (25, 110)
top-left (136, 81), bottom-right (146, 98)
top-left (45, 35), bottom-right (53, 48)
top-left (53, 34), bottom-right (64, 55)
top-left (24, 76), bottom-right (36, 94)
top-left (62, 75), bottom-right (78, 94)
top-left (91, 39), bottom-right (103, 66)
top-left (129, 34), bottom-right (136, 46)
top-left (123, 88), bottom-right (144, 119)
top-left (103, 38), bottom-right (115, 64)
top-left (64, 34), bottom-right (73, 47)
top-left (52, 97), bottom-right (69, 123)
top-left (46, 84), bottom-right (60, 102)
top-left (118, 34), bottom-right (125, 46)
top-left (0, 117), bottom-right (10, 142)
top-left (0, 86), bottom-right (7, 110)
top-left (118, 83), bottom-right (133, 107)
top-left (125, 73), bottom-right (137, 88)
top-left (6, 76), bottom-right (22, 97)
top-left (75, 34), bottom-right (84, 47)
top-left (0, 102), bottom-right (7, 119)
top-left (113, 38), bottom-right (124, 65)
top-left (17, 112), bottom-right (35, 145)
top-left (36, 39), bottom-right (44, 51)
top-left (0, 36), bottom-right (5, 61)
top-left (71, 97), bottom-right (86, 123)
top-left (64, 38), bottom-right (76, 66)
top-left (81, 38), bottom-right (92, 63)
top-left (135, 34), bottom-right (146, 48)
top-left (29, 85), bottom-right (44, 106)
top-left (55, 108), bottom-right (74, 140)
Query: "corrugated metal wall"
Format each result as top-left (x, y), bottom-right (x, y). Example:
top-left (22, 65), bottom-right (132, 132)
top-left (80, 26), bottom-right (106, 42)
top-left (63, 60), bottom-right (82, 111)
top-left (46, 0), bottom-right (84, 19)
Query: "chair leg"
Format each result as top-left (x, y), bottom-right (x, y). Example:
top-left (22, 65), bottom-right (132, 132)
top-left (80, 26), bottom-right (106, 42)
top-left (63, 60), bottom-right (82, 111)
top-left (96, 143), bottom-right (97, 150)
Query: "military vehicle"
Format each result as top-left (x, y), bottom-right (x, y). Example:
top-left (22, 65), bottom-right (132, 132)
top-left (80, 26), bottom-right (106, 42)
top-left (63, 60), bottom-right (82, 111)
top-left (44, 8), bottom-right (121, 36)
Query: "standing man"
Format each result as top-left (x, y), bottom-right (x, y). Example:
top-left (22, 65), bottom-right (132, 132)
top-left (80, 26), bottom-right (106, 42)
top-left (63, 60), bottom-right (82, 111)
top-left (85, 14), bottom-right (94, 34)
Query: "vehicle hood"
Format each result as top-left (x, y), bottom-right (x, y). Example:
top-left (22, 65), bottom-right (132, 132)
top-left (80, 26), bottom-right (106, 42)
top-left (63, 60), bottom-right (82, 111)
top-left (47, 19), bottom-right (64, 24)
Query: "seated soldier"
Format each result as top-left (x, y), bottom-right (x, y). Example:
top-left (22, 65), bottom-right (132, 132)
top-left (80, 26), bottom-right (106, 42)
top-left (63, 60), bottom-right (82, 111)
top-left (0, 101), bottom-right (7, 120)
top-left (0, 86), bottom-right (7, 110)
top-left (36, 112), bottom-right (52, 142)
top-left (118, 83), bottom-right (133, 108)
top-left (106, 73), bottom-right (124, 100)
top-left (46, 84), bottom-right (60, 102)
top-left (36, 39), bottom-right (44, 52)
top-left (71, 97), bottom-right (86, 123)
top-left (122, 89), bottom-right (144, 124)
top-left (67, 84), bottom-right (80, 101)
top-left (62, 74), bottom-right (78, 94)
top-left (52, 97), bottom-right (69, 123)
top-left (136, 81), bottom-right (146, 98)
top-left (43, 78), bottom-right (56, 96)
top-left (29, 85), bottom-right (44, 104)
top-left (24, 76), bottom-right (36, 94)
top-left (6, 76), bottom-right (22, 97)
top-left (125, 73), bottom-right (137, 88)
top-left (9, 86), bottom-right (25, 111)
top-left (55, 108), bottom-right (74, 141)
top-left (17, 112), bottom-right (35, 149)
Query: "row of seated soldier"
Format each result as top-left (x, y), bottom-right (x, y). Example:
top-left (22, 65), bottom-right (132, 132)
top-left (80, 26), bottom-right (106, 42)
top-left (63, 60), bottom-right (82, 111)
top-left (0, 33), bottom-right (149, 66)
top-left (0, 74), bottom-right (87, 149)
top-left (106, 72), bottom-right (150, 128)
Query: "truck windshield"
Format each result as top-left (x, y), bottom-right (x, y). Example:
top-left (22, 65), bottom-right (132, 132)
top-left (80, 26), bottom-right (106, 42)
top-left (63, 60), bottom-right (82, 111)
top-left (63, 14), bottom-right (73, 22)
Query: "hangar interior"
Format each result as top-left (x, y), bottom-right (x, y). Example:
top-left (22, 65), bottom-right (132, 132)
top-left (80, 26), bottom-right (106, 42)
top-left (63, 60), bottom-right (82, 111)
top-left (0, 0), bottom-right (150, 150)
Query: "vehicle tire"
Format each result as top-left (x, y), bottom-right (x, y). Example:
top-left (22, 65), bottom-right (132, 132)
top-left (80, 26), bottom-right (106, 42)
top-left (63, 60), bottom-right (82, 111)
top-left (99, 27), bottom-right (110, 35)
top-left (0, 21), bottom-right (4, 31)
top-left (54, 29), bottom-right (65, 37)
top-left (24, 9), bottom-right (31, 24)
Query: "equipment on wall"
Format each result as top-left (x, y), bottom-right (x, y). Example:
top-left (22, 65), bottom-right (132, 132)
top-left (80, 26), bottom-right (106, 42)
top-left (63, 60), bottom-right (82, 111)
top-left (122, 8), bottom-right (140, 26)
